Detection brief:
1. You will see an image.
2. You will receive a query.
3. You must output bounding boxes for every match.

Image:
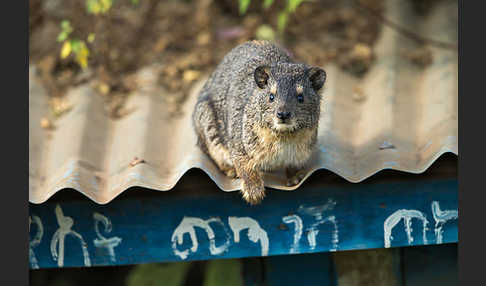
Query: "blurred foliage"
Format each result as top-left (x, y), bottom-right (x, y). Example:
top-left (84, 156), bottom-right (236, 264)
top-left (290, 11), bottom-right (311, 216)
top-left (57, 0), bottom-right (138, 69)
top-left (263, 0), bottom-right (274, 9)
top-left (57, 20), bottom-right (90, 69)
top-left (126, 262), bottom-right (191, 286)
top-left (255, 24), bottom-right (276, 41)
top-left (30, 0), bottom-right (384, 106)
top-left (57, 20), bottom-right (73, 42)
top-left (86, 0), bottom-right (113, 15)
top-left (202, 259), bottom-right (243, 286)
top-left (239, 0), bottom-right (306, 36)
top-left (87, 33), bottom-right (96, 43)
top-left (239, 0), bottom-right (251, 15)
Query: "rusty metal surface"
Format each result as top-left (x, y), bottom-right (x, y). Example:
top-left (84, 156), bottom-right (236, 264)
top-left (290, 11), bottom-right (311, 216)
top-left (29, 0), bottom-right (458, 204)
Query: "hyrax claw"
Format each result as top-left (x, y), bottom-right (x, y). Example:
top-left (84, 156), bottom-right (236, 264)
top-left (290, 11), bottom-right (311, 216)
top-left (286, 169), bottom-right (307, 187)
top-left (224, 167), bottom-right (238, 179)
top-left (241, 182), bottom-right (266, 205)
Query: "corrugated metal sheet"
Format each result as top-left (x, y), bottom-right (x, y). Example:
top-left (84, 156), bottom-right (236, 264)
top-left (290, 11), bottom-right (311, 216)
top-left (29, 0), bottom-right (458, 204)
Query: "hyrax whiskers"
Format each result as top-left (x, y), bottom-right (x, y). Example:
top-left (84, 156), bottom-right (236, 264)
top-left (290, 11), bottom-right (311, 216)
top-left (192, 40), bottom-right (326, 204)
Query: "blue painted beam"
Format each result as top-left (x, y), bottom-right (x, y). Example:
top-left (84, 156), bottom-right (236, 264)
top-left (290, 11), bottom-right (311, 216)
top-left (29, 179), bottom-right (458, 269)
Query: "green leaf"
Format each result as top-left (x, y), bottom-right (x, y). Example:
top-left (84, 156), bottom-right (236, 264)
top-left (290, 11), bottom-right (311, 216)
top-left (87, 33), bottom-right (96, 43)
top-left (255, 24), bottom-right (275, 41)
top-left (239, 0), bottom-right (251, 15)
top-left (61, 20), bottom-right (72, 32)
top-left (86, 0), bottom-right (100, 14)
top-left (58, 20), bottom-right (73, 42)
top-left (100, 0), bottom-right (113, 13)
top-left (86, 0), bottom-right (112, 14)
top-left (277, 11), bottom-right (288, 35)
top-left (75, 41), bottom-right (90, 69)
top-left (57, 32), bottom-right (68, 42)
top-left (288, 0), bottom-right (305, 13)
top-left (60, 41), bottom-right (72, 59)
top-left (131, 0), bottom-right (139, 5)
top-left (263, 0), bottom-right (274, 9)
top-left (70, 40), bottom-right (81, 53)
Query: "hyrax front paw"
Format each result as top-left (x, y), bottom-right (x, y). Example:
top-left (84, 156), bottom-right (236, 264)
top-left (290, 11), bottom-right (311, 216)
top-left (241, 175), bottom-right (266, 205)
top-left (286, 169), bottom-right (306, 187)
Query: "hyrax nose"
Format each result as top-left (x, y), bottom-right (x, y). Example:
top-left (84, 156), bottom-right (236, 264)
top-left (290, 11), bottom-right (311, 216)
top-left (276, 111), bottom-right (291, 120)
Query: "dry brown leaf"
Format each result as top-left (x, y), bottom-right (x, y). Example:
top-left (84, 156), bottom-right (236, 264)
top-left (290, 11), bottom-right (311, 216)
top-left (49, 97), bottom-right (72, 118)
top-left (129, 157), bottom-right (146, 167)
top-left (40, 118), bottom-right (52, 129)
top-left (183, 70), bottom-right (201, 83)
top-left (98, 82), bottom-right (111, 95)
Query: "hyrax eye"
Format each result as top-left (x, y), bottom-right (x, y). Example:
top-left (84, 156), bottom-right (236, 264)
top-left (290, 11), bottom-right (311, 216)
top-left (297, 94), bottom-right (304, 103)
top-left (269, 94), bottom-right (275, 102)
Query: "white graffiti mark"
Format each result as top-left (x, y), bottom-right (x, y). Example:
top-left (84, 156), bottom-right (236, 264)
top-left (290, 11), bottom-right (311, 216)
top-left (297, 199), bottom-right (339, 251)
top-left (93, 212), bottom-right (122, 262)
top-left (29, 215), bottom-right (43, 269)
top-left (282, 215), bottom-right (303, 253)
top-left (297, 199), bottom-right (336, 220)
top-left (307, 216), bottom-right (339, 252)
top-left (171, 217), bottom-right (230, 260)
top-left (228, 217), bottom-right (269, 256)
top-left (431, 201), bottom-right (458, 244)
top-left (384, 209), bottom-right (429, 248)
top-left (50, 204), bottom-right (91, 267)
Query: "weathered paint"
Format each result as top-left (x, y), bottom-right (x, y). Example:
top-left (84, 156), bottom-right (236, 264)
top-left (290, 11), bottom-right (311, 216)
top-left (282, 215), bottom-right (303, 254)
top-left (29, 215), bottom-right (43, 269)
top-left (171, 217), bottom-right (231, 260)
top-left (93, 212), bottom-right (122, 262)
top-left (431, 201), bottom-right (458, 244)
top-left (384, 209), bottom-right (429, 248)
top-left (228, 217), bottom-right (269, 256)
top-left (29, 179), bottom-right (457, 269)
top-left (50, 204), bottom-right (91, 267)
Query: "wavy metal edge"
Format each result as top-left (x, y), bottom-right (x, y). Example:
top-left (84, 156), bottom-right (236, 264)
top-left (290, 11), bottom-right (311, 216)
top-left (30, 148), bottom-right (457, 205)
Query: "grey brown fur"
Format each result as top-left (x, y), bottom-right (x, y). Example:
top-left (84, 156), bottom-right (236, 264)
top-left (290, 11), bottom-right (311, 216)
top-left (192, 40), bottom-right (326, 204)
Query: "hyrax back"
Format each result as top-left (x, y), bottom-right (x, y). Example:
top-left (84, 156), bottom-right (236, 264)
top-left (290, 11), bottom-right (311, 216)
top-left (192, 40), bottom-right (326, 205)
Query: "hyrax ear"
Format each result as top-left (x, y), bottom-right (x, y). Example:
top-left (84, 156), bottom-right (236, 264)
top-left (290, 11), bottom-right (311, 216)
top-left (307, 67), bottom-right (327, 91)
top-left (254, 65), bottom-right (270, 89)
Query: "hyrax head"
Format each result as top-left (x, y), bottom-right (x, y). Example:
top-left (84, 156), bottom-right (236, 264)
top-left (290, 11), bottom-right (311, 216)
top-left (253, 62), bottom-right (326, 133)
